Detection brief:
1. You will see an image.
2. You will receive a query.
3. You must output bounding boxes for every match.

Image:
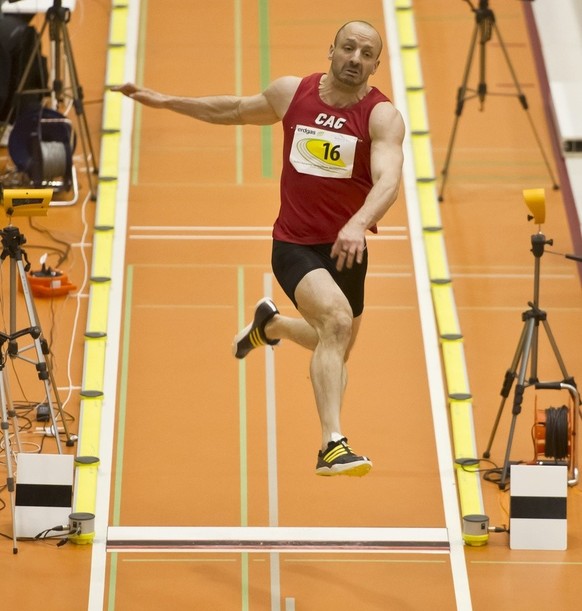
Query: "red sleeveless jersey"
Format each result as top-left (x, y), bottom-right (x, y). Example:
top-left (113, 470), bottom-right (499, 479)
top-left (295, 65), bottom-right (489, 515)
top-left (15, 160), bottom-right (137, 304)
top-left (273, 72), bottom-right (390, 244)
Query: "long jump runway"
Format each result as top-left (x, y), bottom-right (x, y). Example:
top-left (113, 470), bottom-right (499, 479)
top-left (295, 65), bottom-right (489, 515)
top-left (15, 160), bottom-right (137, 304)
top-left (84, 0), bottom-right (471, 609)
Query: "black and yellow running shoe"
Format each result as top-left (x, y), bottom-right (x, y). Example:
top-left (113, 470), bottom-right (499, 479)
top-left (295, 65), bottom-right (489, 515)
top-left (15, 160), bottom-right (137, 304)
top-left (315, 438), bottom-right (372, 477)
top-left (233, 297), bottom-right (280, 359)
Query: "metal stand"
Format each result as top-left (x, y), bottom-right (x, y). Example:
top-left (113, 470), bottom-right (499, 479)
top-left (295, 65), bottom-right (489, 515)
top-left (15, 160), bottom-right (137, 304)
top-left (438, 0), bottom-right (559, 201)
top-left (0, 0), bottom-right (98, 200)
top-left (0, 358), bottom-right (17, 554)
top-left (0, 325), bottom-right (45, 554)
top-left (0, 223), bottom-right (76, 453)
top-left (483, 231), bottom-right (579, 490)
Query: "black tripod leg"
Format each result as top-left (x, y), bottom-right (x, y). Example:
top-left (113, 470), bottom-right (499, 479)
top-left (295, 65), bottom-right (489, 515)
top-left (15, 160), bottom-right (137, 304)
top-left (12, 257), bottom-right (65, 453)
top-left (476, 19), bottom-right (488, 108)
top-left (541, 318), bottom-right (572, 381)
top-left (39, 336), bottom-right (76, 446)
top-left (61, 23), bottom-right (99, 200)
top-left (438, 23), bottom-right (479, 202)
top-left (498, 317), bottom-right (536, 489)
top-left (492, 23), bottom-right (559, 190)
top-left (0, 368), bottom-right (19, 553)
top-left (483, 320), bottom-right (528, 458)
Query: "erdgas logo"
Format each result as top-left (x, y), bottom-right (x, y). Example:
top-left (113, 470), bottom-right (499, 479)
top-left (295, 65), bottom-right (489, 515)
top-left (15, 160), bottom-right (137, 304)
top-left (296, 126), bottom-right (317, 136)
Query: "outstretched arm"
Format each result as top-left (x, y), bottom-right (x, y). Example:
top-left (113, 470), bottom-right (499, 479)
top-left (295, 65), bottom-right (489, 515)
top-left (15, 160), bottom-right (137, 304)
top-left (332, 102), bottom-right (405, 270)
top-left (112, 76), bottom-right (300, 126)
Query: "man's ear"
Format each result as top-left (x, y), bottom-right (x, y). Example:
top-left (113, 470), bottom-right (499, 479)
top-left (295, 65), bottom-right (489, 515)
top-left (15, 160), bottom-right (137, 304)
top-left (327, 44), bottom-right (334, 60)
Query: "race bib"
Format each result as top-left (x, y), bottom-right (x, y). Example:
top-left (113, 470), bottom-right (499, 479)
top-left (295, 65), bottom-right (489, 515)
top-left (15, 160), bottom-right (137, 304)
top-left (289, 124), bottom-right (357, 179)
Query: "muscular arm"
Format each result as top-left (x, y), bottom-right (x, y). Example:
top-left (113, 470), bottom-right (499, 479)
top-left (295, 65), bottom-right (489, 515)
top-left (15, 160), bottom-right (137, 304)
top-left (112, 76), bottom-right (300, 126)
top-left (332, 102), bottom-right (405, 270)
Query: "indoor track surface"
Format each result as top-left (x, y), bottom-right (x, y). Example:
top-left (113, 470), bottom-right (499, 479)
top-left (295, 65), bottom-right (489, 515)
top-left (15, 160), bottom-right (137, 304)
top-left (1, 1), bottom-right (582, 610)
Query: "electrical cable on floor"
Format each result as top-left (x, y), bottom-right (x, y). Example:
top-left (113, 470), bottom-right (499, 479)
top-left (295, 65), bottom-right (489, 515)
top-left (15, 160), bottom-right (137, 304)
top-left (34, 523), bottom-right (79, 542)
top-left (455, 456), bottom-right (519, 490)
top-left (25, 215), bottom-right (72, 267)
top-left (456, 457), bottom-right (501, 475)
top-left (59, 190), bottom-right (91, 413)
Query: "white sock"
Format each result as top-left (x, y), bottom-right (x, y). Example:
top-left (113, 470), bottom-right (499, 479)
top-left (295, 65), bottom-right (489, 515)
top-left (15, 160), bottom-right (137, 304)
top-left (330, 432), bottom-right (344, 443)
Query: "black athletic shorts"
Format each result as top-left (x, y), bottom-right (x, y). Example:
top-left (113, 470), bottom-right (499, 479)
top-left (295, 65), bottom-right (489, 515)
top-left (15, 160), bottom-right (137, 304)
top-left (271, 240), bottom-right (368, 317)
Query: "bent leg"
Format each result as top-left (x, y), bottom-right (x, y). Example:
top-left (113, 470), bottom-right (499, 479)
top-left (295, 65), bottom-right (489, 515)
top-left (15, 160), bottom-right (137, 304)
top-left (265, 305), bottom-right (361, 355)
top-left (265, 314), bottom-right (318, 351)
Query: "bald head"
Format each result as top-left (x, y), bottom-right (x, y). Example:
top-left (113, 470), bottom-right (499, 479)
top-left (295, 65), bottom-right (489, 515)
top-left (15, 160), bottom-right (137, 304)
top-left (333, 21), bottom-right (383, 59)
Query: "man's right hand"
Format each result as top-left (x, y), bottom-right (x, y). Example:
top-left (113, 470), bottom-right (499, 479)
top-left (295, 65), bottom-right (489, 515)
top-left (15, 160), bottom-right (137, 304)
top-left (111, 83), bottom-right (168, 109)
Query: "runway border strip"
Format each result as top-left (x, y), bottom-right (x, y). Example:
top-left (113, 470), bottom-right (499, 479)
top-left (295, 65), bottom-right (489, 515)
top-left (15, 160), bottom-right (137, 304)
top-left (74, 2), bottom-right (131, 506)
top-left (392, 0), bottom-right (484, 527)
top-left (69, 1), bottom-right (141, 610)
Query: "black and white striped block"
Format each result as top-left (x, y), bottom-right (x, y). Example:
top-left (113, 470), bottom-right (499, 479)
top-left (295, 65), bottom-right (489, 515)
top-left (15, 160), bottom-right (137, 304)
top-left (15, 453), bottom-right (74, 539)
top-left (510, 464), bottom-right (568, 550)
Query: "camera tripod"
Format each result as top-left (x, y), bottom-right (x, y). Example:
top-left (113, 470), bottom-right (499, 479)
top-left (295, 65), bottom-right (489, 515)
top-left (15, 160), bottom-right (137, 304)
top-left (438, 0), bottom-right (559, 201)
top-left (0, 0), bottom-right (98, 200)
top-left (482, 231), bottom-right (579, 490)
top-left (0, 324), bottom-right (43, 554)
top-left (0, 223), bottom-right (75, 451)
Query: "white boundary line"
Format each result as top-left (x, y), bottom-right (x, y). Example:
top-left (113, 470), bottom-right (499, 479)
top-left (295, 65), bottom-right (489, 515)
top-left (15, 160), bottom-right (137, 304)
top-left (127, 235), bottom-right (407, 241)
top-left (382, 1), bottom-right (472, 609)
top-left (87, 2), bottom-right (141, 610)
top-left (263, 273), bottom-right (281, 611)
top-left (128, 225), bottom-right (409, 232)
